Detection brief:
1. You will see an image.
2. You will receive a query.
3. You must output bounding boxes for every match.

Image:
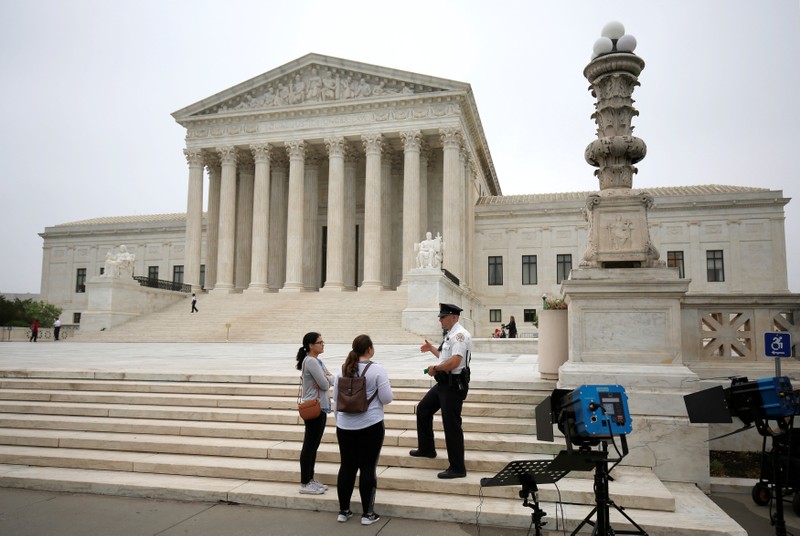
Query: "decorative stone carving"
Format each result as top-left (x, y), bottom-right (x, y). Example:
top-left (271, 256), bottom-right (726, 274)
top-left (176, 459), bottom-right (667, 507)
top-left (101, 245), bottom-right (136, 279)
top-left (415, 232), bottom-right (443, 269)
top-left (205, 64), bottom-right (443, 115)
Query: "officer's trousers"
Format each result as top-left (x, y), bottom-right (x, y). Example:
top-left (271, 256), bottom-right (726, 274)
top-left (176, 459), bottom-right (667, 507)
top-left (415, 381), bottom-right (468, 473)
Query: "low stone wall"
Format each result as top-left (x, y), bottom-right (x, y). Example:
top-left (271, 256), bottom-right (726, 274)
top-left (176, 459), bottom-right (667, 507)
top-left (473, 337), bottom-right (538, 354)
top-left (0, 326), bottom-right (79, 342)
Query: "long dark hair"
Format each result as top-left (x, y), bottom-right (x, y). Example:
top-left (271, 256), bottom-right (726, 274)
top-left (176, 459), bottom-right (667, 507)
top-left (342, 334), bottom-right (373, 376)
top-left (295, 332), bottom-right (321, 370)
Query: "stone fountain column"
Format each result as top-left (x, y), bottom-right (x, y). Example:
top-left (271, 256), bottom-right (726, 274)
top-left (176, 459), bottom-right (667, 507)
top-left (558, 22), bottom-right (707, 488)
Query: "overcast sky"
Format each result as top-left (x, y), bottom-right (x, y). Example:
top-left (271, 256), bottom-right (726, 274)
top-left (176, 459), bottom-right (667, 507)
top-left (1, 0), bottom-right (799, 294)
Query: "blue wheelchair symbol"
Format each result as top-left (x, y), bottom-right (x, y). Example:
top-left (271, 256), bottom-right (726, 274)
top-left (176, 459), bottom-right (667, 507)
top-left (764, 332), bottom-right (793, 358)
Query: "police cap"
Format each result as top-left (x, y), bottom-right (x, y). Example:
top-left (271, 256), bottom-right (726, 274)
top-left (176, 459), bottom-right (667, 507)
top-left (438, 303), bottom-right (463, 318)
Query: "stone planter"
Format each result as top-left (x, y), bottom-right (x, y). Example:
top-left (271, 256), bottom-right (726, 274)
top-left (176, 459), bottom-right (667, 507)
top-left (537, 309), bottom-right (568, 380)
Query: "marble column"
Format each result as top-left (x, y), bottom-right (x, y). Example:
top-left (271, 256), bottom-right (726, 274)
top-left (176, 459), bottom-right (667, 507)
top-left (440, 127), bottom-right (464, 281)
top-left (205, 157), bottom-right (221, 290)
top-left (268, 155), bottom-right (288, 291)
top-left (235, 162), bottom-right (254, 289)
top-left (400, 131), bottom-right (422, 284)
top-left (419, 144), bottom-right (430, 240)
top-left (282, 139), bottom-right (306, 291)
top-left (183, 148), bottom-right (204, 292)
top-left (342, 146), bottom-right (359, 290)
top-left (322, 136), bottom-right (346, 291)
top-left (213, 146), bottom-right (238, 292)
top-left (360, 133), bottom-right (384, 290)
top-left (303, 151), bottom-right (321, 290)
top-left (380, 150), bottom-right (393, 289)
top-left (246, 143), bottom-right (271, 292)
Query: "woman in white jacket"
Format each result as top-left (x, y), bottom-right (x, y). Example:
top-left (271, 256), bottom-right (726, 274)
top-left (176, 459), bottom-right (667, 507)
top-left (333, 334), bottom-right (394, 526)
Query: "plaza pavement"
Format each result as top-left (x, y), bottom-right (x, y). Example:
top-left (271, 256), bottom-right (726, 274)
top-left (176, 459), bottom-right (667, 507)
top-left (0, 341), bottom-right (798, 535)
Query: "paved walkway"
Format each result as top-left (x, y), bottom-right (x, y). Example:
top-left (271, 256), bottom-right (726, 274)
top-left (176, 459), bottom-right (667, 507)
top-left (1, 341), bottom-right (798, 535)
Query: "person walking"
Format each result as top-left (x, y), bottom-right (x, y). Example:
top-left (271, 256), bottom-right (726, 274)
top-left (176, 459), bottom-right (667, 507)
top-left (410, 303), bottom-right (472, 479)
top-left (29, 319), bottom-right (39, 342)
top-left (53, 318), bottom-right (61, 341)
top-left (191, 293), bottom-right (199, 313)
top-left (333, 334), bottom-right (393, 525)
top-left (506, 315), bottom-right (517, 338)
top-left (296, 332), bottom-right (331, 495)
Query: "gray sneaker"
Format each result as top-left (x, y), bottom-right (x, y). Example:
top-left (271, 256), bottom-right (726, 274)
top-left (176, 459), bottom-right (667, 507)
top-left (337, 510), bottom-right (353, 523)
top-left (311, 478), bottom-right (328, 491)
top-left (299, 481), bottom-right (324, 495)
top-left (361, 513), bottom-right (380, 526)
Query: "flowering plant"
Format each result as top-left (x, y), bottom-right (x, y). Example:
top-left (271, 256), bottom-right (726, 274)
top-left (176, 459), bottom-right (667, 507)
top-left (543, 297), bottom-right (568, 310)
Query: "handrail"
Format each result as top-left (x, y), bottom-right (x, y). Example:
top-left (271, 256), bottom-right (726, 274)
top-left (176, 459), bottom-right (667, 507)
top-left (133, 276), bottom-right (191, 293)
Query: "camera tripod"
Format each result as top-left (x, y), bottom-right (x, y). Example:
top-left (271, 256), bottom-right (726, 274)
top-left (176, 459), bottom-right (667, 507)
top-left (569, 441), bottom-right (648, 536)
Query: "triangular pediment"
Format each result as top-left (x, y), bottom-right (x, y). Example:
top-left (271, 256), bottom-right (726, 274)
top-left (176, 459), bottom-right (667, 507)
top-left (173, 53), bottom-right (469, 121)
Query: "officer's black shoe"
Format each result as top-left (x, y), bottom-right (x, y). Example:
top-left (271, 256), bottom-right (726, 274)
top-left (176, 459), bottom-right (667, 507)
top-left (437, 468), bottom-right (467, 479)
top-left (409, 449), bottom-right (437, 458)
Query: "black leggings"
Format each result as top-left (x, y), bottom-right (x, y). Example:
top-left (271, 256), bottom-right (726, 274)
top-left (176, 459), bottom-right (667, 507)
top-left (300, 412), bottom-right (327, 484)
top-left (336, 421), bottom-right (385, 514)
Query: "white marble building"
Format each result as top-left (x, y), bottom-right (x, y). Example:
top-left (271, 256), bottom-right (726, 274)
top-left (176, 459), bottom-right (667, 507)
top-left (39, 54), bottom-right (791, 334)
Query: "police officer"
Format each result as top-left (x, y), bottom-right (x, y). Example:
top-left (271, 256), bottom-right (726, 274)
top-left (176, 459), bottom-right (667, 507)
top-left (409, 303), bottom-right (471, 479)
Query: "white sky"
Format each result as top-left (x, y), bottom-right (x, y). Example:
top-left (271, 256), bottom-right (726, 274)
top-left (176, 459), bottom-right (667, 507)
top-left (1, 0), bottom-right (799, 293)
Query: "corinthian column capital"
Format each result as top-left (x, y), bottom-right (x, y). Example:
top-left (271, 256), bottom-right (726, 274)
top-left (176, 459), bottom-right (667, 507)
top-left (284, 139), bottom-right (307, 161)
top-left (250, 143), bottom-right (272, 163)
top-left (361, 132), bottom-right (385, 155)
top-left (400, 130), bottom-right (422, 152)
top-left (216, 146), bottom-right (238, 165)
top-left (439, 127), bottom-right (463, 149)
top-left (184, 147), bottom-right (205, 167)
top-left (325, 136), bottom-right (346, 158)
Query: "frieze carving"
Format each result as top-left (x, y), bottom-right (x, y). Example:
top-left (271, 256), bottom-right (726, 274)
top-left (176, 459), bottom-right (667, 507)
top-left (185, 103), bottom-right (460, 140)
top-left (199, 64), bottom-right (442, 116)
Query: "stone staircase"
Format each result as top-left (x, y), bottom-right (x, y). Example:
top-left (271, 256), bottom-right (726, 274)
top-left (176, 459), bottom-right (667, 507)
top-left (75, 289), bottom-right (421, 344)
top-left (0, 370), bottom-right (744, 534)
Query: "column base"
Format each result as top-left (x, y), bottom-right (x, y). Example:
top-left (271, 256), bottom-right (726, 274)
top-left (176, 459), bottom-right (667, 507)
top-left (211, 286), bottom-right (235, 295)
top-left (359, 280), bottom-right (385, 291)
top-left (243, 284), bottom-right (273, 294)
top-left (279, 282), bottom-right (305, 293)
top-left (320, 282), bottom-right (353, 292)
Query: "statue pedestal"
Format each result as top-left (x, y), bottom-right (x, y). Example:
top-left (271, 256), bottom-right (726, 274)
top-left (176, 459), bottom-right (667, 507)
top-left (560, 268), bottom-right (709, 488)
top-left (402, 269), bottom-right (474, 339)
top-left (81, 276), bottom-right (185, 332)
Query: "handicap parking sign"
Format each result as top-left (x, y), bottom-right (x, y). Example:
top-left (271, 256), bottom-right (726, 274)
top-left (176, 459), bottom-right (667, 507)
top-left (764, 332), bottom-right (793, 358)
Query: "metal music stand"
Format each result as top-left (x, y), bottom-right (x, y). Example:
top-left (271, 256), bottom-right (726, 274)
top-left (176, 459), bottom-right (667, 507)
top-left (481, 459), bottom-right (569, 536)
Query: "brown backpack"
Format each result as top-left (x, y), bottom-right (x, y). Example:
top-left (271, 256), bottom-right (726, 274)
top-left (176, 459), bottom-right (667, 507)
top-left (337, 362), bottom-right (378, 413)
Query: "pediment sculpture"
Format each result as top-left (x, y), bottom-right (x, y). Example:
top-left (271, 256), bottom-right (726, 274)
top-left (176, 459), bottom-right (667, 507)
top-left (204, 65), bottom-right (444, 115)
top-left (415, 232), bottom-right (443, 270)
top-left (102, 245), bottom-right (136, 279)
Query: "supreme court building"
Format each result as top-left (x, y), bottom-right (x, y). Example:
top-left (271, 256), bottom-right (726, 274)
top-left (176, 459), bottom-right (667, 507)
top-left (39, 54), bottom-right (792, 336)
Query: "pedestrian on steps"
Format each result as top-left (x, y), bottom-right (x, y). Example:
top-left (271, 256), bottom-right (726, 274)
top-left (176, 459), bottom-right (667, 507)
top-left (296, 332), bottom-right (331, 495)
top-left (191, 293), bottom-right (198, 313)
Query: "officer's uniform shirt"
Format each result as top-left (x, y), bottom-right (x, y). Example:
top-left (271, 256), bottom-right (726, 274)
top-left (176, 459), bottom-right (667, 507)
top-left (438, 322), bottom-right (472, 374)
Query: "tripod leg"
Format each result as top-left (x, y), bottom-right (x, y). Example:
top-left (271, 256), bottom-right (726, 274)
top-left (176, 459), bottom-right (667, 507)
top-left (571, 506), bottom-right (598, 535)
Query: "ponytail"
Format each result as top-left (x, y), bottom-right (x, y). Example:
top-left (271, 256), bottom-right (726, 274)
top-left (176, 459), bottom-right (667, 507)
top-left (342, 334), bottom-right (373, 376)
top-left (295, 331), bottom-right (321, 370)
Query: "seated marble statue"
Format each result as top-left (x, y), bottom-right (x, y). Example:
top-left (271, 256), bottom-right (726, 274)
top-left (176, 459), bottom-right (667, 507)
top-left (415, 232), bottom-right (443, 269)
top-left (116, 245), bottom-right (135, 277)
top-left (103, 245), bottom-right (135, 278)
top-left (102, 251), bottom-right (119, 278)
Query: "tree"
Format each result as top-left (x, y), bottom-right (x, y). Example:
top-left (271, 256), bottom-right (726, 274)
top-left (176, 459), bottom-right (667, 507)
top-left (0, 297), bottom-right (62, 327)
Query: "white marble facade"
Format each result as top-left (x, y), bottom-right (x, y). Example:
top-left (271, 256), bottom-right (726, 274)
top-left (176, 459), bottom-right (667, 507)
top-left (174, 54), bottom-right (497, 297)
top-left (38, 55), bottom-right (791, 336)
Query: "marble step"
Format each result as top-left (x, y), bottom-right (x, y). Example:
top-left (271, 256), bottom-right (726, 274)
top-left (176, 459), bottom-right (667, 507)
top-left (0, 423), bottom-right (564, 455)
top-left (0, 401), bottom-right (538, 434)
top-left (0, 465), bottom-right (744, 534)
top-left (0, 379), bottom-right (546, 404)
top-left (0, 445), bottom-right (672, 511)
top-left (0, 389), bottom-right (537, 418)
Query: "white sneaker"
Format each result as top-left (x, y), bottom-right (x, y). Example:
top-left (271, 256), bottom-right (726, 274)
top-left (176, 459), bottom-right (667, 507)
top-left (361, 512), bottom-right (380, 525)
top-left (337, 510), bottom-right (353, 523)
top-left (299, 481), bottom-right (324, 495)
top-left (310, 478), bottom-right (328, 491)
